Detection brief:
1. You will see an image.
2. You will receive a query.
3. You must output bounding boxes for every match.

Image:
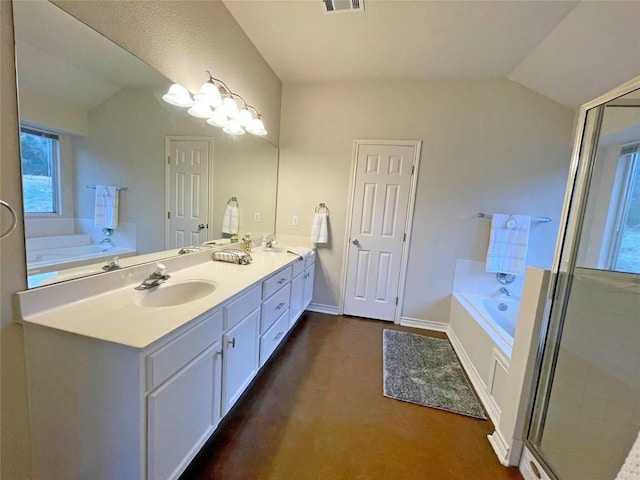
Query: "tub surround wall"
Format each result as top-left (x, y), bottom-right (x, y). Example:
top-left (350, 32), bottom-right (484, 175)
top-left (277, 80), bottom-right (573, 325)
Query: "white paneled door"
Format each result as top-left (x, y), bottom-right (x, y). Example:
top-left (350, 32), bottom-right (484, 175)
top-left (166, 137), bottom-right (212, 249)
top-left (343, 141), bottom-right (421, 322)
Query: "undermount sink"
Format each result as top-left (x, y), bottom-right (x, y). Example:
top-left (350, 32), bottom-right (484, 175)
top-left (136, 280), bottom-right (217, 307)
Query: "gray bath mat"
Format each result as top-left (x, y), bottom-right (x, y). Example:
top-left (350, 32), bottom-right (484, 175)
top-left (382, 329), bottom-right (486, 419)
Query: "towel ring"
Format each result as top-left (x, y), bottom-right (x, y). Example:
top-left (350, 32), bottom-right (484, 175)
top-left (315, 202), bottom-right (330, 214)
top-left (0, 200), bottom-right (18, 240)
top-left (227, 196), bottom-right (239, 207)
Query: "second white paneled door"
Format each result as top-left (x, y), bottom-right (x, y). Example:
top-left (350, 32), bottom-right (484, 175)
top-left (166, 137), bottom-right (212, 249)
top-left (343, 140), bottom-right (421, 322)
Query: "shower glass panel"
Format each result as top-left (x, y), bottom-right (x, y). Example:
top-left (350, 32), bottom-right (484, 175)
top-left (527, 87), bottom-right (640, 479)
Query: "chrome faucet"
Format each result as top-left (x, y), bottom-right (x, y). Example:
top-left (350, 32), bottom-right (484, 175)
top-left (102, 257), bottom-right (121, 272)
top-left (499, 286), bottom-right (511, 297)
top-left (135, 263), bottom-right (170, 290)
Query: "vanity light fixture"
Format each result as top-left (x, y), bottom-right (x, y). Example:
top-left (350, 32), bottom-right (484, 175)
top-left (162, 84), bottom-right (193, 107)
top-left (162, 71), bottom-right (267, 136)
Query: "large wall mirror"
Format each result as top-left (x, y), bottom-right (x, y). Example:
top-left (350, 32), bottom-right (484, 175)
top-left (13, 1), bottom-right (279, 289)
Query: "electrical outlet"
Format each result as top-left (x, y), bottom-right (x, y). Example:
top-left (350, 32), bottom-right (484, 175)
top-left (254, 212), bottom-right (260, 223)
top-left (292, 215), bottom-right (299, 226)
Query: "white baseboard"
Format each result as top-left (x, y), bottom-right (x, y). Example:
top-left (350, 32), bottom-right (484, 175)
top-left (446, 325), bottom-right (501, 426)
top-left (488, 430), bottom-right (510, 466)
top-left (399, 317), bottom-right (448, 332)
top-left (307, 303), bottom-right (339, 315)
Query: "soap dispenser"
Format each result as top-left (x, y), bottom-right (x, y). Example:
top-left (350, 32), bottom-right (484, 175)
top-left (242, 233), bottom-right (252, 253)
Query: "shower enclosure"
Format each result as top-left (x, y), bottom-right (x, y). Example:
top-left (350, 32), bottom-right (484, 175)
top-left (526, 77), bottom-right (640, 479)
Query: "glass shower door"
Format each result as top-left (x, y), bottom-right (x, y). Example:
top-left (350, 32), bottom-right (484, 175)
top-left (527, 88), bottom-right (640, 479)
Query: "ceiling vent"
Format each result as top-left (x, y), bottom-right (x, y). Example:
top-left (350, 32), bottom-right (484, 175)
top-left (322, 0), bottom-right (363, 14)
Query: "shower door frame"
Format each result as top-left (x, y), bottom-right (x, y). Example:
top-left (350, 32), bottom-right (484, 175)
top-left (521, 75), bottom-right (640, 480)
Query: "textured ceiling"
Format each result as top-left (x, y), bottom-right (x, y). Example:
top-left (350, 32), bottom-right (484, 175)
top-left (224, 0), bottom-right (640, 109)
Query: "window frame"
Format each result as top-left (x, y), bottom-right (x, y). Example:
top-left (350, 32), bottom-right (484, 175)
top-left (607, 143), bottom-right (640, 271)
top-left (20, 125), bottom-right (62, 216)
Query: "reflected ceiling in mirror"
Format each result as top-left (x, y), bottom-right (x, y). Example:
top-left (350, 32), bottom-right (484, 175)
top-left (13, 0), bottom-right (279, 289)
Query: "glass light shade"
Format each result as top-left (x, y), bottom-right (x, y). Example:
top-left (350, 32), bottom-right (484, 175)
top-left (162, 84), bottom-right (193, 107)
top-left (222, 97), bottom-right (240, 119)
top-left (223, 120), bottom-right (245, 136)
top-left (206, 108), bottom-right (229, 127)
top-left (194, 82), bottom-right (222, 108)
top-left (187, 99), bottom-right (214, 119)
top-left (238, 108), bottom-right (254, 128)
top-left (246, 117), bottom-right (267, 136)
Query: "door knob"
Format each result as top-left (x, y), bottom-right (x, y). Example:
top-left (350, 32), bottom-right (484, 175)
top-left (352, 239), bottom-right (361, 247)
top-left (197, 223), bottom-right (206, 231)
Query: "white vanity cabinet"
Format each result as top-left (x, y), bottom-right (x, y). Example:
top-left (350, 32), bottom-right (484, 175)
top-left (20, 250), bottom-right (316, 480)
top-left (146, 309), bottom-right (223, 480)
top-left (259, 266), bottom-right (292, 366)
top-left (290, 253), bottom-right (316, 327)
top-left (222, 285), bottom-right (261, 414)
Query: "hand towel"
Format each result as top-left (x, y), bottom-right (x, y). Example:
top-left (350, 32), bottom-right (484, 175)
top-left (94, 185), bottom-right (119, 229)
top-left (485, 214), bottom-right (530, 276)
top-left (287, 246), bottom-right (313, 259)
top-left (221, 205), bottom-right (239, 234)
top-left (311, 212), bottom-right (328, 244)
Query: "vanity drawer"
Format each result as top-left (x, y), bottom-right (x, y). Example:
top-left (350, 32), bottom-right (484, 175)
top-left (259, 309), bottom-right (289, 367)
top-left (261, 283), bottom-right (291, 334)
top-left (146, 309), bottom-right (222, 391)
top-left (262, 266), bottom-right (292, 299)
top-left (291, 258), bottom-right (305, 278)
top-left (224, 285), bottom-right (261, 331)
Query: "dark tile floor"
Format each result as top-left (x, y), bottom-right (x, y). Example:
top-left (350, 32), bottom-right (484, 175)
top-left (181, 312), bottom-right (523, 480)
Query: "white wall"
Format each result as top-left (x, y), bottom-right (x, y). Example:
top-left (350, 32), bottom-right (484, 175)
top-left (277, 80), bottom-right (574, 324)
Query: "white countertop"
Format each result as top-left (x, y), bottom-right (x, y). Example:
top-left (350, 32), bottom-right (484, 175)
top-left (16, 250), bottom-right (310, 350)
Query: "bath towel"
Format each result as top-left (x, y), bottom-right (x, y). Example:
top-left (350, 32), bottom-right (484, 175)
top-left (94, 185), bottom-right (119, 229)
top-left (485, 214), bottom-right (530, 276)
top-left (221, 205), bottom-right (239, 235)
top-left (311, 212), bottom-right (328, 244)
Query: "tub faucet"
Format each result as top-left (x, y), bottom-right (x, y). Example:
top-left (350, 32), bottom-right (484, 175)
top-left (99, 237), bottom-right (112, 245)
top-left (499, 287), bottom-right (511, 297)
top-left (135, 263), bottom-right (170, 290)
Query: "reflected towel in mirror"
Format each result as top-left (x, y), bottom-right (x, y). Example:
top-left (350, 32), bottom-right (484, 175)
top-left (94, 185), bottom-right (119, 229)
top-left (222, 205), bottom-right (239, 234)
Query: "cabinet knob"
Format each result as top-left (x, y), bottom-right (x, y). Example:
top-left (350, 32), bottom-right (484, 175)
top-left (276, 302), bottom-right (285, 310)
top-left (277, 278), bottom-right (287, 285)
top-left (228, 337), bottom-right (236, 348)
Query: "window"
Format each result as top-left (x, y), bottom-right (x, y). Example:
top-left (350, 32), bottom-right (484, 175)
top-left (610, 143), bottom-right (640, 273)
top-left (20, 127), bottom-right (60, 214)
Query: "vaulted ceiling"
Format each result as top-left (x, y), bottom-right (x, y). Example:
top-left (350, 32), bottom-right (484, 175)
top-left (223, 0), bottom-right (640, 109)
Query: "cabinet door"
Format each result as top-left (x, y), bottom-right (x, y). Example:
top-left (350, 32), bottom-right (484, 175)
top-left (303, 263), bottom-right (315, 310)
top-left (222, 308), bottom-right (260, 414)
top-left (290, 273), bottom-right (304, 327)
top-left (147, 341), bottom-right (222, 480)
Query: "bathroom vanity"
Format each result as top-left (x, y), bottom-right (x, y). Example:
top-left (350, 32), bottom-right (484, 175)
top-left (16, 249), bottom-right (315, 480)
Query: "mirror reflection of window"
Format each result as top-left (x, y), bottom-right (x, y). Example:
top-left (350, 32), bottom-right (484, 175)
top-left (20, 126), bottom-right (60, 214)
top-left (609, 143), bottom-right (640, 272)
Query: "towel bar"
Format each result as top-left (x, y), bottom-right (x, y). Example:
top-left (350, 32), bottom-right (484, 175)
top-left (477, 212), bottom-right (551, 223)
top-left (87, 185), bottom-right (128, 191)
